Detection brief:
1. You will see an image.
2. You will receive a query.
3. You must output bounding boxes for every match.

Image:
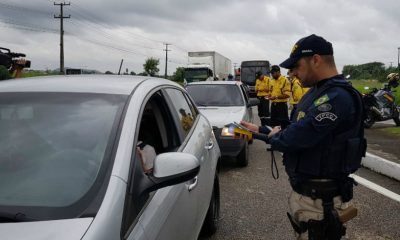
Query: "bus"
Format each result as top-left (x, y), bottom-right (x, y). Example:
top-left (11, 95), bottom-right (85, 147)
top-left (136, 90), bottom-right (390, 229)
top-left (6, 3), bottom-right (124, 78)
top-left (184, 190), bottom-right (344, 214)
top-left (240, 60), bottom-right (270, 97)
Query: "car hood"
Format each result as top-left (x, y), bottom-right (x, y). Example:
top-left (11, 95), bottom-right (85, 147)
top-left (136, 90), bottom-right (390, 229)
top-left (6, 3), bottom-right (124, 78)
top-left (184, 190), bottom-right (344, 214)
top-left (0, 218), bottom-right (93, 240)
top-left (198, 106), bottom-right (245, 128)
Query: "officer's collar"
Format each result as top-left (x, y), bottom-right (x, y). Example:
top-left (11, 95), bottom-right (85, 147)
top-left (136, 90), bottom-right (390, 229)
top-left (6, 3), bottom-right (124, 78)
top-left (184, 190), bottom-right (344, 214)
top-left (316, 74), bottom-right (344, 88)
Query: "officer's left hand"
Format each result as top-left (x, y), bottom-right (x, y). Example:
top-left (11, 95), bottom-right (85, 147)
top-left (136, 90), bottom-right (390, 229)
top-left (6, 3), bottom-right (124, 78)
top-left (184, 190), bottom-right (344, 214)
top-left (268, 126), bottom-right (281, 138)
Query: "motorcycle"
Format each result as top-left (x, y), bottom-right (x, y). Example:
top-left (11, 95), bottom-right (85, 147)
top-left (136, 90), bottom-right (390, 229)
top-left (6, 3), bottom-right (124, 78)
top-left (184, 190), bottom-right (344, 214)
top-left (362, 81), bottom-right (400, 128)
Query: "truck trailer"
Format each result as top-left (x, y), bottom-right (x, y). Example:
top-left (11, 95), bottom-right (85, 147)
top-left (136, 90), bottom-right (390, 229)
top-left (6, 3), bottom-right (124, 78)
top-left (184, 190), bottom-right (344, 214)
top-left (184, 51), bottom-right (232, 83)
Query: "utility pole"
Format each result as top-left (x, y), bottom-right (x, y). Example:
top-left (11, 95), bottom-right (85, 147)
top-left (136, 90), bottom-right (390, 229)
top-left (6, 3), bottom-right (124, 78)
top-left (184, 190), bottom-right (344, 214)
top-left (54, 2), bottom-right (70, 75)
top-left (118, 59), bottom-right (124, 75)
top-left (398, 47), bottom-right (400, 72)
top-left (164, 43), bottom-right (171, 79)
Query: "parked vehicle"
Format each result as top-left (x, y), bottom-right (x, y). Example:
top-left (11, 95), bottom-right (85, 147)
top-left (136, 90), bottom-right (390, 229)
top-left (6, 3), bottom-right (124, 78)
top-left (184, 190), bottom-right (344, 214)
top-left (240, 60), bottom-right (270, 97)
top-left (0, 75), bottom-right (221, 240)
top-left (186, 81), bottom-right (259, 167)
top-left (184, 51), bottom-right (232, 83)
top-left (363, 75), bottom-right (400, 128)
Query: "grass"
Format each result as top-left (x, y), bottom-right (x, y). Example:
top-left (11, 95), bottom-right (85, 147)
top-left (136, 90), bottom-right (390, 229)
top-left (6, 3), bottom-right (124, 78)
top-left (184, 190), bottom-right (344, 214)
top-left (380, 127), bottom-right (400, 136)
top-left (350, 79), bottom-right (400, 105)
top-left (21, 71), bottom-right (59, 78)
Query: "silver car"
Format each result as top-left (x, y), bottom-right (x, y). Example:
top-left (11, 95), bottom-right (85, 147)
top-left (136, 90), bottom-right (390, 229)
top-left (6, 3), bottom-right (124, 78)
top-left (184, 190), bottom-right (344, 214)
top-left (186, 81), bottom-right (259, 167)
top-left (0, 75), bottom-right (221, 240)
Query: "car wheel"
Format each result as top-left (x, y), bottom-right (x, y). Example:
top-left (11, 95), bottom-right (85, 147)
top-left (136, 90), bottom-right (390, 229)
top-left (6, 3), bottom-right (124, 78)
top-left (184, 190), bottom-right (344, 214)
top-left (201, 174), bottom-right (220, 236)
top-left (364, 112), bottom-right (375, 129)
top-left (237, 140), bottom-right (249, 167)
top-left (393, 107), bottom-right (400, 126)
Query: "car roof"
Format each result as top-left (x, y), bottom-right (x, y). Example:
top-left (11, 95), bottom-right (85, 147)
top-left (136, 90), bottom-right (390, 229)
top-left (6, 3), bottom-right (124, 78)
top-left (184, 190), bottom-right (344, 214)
top-left (0, 75), bottom-right (175, 95)
top-left (187, 81), bottom-right (243, 86)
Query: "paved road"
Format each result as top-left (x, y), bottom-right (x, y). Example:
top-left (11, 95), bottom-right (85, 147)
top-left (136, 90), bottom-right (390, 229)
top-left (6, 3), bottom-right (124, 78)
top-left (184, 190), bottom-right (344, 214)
top-left (200, 118), bottom-right (400, 240)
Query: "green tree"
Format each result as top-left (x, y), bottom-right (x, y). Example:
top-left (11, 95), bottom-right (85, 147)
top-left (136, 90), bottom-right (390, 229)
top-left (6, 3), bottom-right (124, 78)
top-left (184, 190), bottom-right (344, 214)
top-left (143, 57), bottom-right (159, 76)
top-left (0, 65), bottom-right (11, 80)
top-left (171, 67), bottom-right (185, 82)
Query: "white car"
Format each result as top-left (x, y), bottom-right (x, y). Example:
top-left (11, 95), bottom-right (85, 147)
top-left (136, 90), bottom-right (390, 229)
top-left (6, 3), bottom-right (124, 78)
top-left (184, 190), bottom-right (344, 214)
top-left (0, 75), bottom-right (220, 240)
top-left (186, 81), bottom-right (259, 167)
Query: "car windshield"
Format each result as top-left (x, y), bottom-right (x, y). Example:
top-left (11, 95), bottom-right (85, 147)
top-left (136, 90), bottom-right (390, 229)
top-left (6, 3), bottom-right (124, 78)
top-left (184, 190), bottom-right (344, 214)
top-left (0, 92), bottom-right (127, 220)
top-left (186, 84), bottom-right (244, 106)
top-left (185, 68), bottom-right (209, 82)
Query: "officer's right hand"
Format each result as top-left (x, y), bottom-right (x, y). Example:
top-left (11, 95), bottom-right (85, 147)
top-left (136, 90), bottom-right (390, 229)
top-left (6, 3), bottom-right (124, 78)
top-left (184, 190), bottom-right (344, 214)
top-left (240, 121), bottom-right (259, 133)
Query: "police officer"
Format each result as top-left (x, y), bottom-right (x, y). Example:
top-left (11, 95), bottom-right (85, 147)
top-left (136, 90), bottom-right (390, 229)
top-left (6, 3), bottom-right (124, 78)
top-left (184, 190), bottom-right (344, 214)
top-left (268, 65), bottom-right (291, 127)
top-left (288, 69), bottom-right (309, 120)
top-left (255, 71), bottom-right (270, 125)
top-left (241, 34), bottom-right (366, 240)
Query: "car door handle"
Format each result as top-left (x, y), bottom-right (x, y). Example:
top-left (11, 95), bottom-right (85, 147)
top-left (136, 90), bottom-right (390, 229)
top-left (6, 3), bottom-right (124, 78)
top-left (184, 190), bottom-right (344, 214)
top-left (204, 139), bottom-right (214, 150)
top-left (188, 176), bottom-right (198, 192)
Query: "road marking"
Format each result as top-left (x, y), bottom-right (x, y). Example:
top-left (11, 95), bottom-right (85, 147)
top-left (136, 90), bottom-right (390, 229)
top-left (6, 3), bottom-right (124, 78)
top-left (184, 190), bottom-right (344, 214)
top-left (351, 174), bottom-right (400, 203)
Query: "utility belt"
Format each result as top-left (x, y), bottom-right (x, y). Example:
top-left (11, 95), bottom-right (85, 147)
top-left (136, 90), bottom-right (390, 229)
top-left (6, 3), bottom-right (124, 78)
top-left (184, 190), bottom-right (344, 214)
top-left (290, 177), bottom-right (355, 202)
top-left (291, 179), bottom-right (340, 201)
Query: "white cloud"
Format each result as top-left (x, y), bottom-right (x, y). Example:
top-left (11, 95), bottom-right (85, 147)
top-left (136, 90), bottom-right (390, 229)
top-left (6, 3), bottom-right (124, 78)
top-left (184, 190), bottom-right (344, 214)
top-left (0, 0), bottom-right (399, 73)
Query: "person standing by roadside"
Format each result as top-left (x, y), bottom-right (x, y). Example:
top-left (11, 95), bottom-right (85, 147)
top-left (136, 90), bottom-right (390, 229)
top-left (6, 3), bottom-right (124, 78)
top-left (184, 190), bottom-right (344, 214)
top-left (268, 65), bottom-right (291, 127)
top-left (241, 34), bottom-right (365, 240)
top-left (288, 69), bottom-right (309, 120)
top-left (255, 71), bottom-right (270, 126)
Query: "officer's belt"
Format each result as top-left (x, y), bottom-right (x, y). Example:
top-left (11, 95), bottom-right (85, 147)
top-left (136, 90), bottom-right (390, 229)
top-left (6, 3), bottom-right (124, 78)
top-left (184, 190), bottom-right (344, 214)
top-left (292, 179), bottom-right (340, 200)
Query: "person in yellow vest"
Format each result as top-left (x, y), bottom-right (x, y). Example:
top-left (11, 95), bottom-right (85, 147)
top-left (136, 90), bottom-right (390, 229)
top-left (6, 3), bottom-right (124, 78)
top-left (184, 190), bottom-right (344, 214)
top-left (288, 69), bottom-right (310, 120)
top-left (255, 71), bottom-right (270, 125)
top-left (267, 65), bottom-right (291, 127)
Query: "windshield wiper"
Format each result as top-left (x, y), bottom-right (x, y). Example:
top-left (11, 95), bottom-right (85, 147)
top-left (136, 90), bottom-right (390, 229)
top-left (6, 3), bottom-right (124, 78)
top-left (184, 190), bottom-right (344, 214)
top-left (0, 211), bottom-right (36, 222)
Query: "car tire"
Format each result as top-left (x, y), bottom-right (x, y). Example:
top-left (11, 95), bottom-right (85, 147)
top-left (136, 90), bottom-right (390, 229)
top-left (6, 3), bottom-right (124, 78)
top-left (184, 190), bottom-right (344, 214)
top-left (200, 174), bottom-right (220, 236)
top-left (237, 140), bottom-right (249, 167)
top-left (364, 112), bottom-right (375, 129)
top-left (393, 107), bottom-right (400, 126)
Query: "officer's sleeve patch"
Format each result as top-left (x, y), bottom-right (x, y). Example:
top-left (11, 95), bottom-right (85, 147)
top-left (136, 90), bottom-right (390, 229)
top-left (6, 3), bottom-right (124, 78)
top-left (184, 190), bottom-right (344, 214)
top-left (315, 112), bottom-right (337, 122)
top-left (296, 111), bottom-right (305, 121)
top-left (317, 103), bottom-right (332, 112)
top-left (313, 94), bottom-right (329, 106)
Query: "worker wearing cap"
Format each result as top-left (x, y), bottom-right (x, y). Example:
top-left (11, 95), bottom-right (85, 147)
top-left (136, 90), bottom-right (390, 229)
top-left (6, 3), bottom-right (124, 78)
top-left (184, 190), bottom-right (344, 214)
top-left (288, 69), bottom-right (309, 121)
top-left (268, 65), bottom-right (291, 127)
top-left (241, 34), bottom-right (365, 239)
top-left (255, 71), bottom-right (270, 125)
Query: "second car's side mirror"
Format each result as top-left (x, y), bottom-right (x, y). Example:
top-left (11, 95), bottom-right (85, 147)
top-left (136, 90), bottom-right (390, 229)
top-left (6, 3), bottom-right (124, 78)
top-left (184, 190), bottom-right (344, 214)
top-left (247, 98), bottom-right (260, 107)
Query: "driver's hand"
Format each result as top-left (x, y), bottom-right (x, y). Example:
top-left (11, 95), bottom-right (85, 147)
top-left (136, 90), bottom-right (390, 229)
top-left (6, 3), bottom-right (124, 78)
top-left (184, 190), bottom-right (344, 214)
top-left (268, 126), bottom-right (281, 138)
top-left (239, 121), bottom-right (259, 133)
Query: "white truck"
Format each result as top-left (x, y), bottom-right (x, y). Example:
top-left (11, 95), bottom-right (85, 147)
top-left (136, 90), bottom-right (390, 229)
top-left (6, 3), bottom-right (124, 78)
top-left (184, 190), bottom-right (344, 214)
top-left (184, 51), bottom-right (232, 83)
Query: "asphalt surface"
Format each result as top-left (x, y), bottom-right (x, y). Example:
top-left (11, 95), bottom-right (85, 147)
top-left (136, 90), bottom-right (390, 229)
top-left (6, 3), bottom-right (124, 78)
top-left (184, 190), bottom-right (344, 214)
top-left (199, 114), bottom-right (400, 240)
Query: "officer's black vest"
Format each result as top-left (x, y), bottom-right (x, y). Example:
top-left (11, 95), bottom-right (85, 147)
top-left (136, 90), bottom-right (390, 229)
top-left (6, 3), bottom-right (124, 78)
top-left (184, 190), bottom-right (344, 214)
top-left (284, 78), bottom-right (366, 179)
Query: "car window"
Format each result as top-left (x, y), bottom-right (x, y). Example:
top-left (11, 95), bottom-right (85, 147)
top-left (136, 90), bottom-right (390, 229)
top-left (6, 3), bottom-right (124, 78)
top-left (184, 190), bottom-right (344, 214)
top-left (186, 84), bottom-right (245, 107)
top-left (122, 90), bottom-right (181, 235)
top-left (184, 92), bottom-right (199, 119)
top-left (0, 92), bottom-right (126, 220)
top-left (164, 88), bottom-right (195, 137)
top-left (239, 84), bottom-right (250, 103)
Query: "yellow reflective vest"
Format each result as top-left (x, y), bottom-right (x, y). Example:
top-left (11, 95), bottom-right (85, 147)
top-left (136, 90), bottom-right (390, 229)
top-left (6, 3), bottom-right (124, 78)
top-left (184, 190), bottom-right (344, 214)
top-left (255, 76), bottom-right (270, 97)
top-left (269, 75), bottom-right (290, 103)
top-left (290, 77), bottom-right (309, 105)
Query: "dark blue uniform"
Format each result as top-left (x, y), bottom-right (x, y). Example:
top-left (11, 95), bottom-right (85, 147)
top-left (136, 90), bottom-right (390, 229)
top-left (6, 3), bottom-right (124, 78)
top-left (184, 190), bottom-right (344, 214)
top-left (269, 75), bottom-right (364, 186)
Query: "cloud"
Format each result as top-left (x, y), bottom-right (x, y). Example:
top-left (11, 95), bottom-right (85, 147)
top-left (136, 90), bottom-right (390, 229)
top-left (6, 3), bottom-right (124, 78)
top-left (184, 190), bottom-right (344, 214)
top-left (0, 0), bottom-right (399, 73)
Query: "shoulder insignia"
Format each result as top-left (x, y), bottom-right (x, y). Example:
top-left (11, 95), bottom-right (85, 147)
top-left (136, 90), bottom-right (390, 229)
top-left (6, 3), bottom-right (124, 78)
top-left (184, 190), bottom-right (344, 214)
top-left (317, 103), bottom-right (332, 112)
top-left (314, 94), bottom-right (329, 106)
top-left (296, 111), bottom-right (305, 121)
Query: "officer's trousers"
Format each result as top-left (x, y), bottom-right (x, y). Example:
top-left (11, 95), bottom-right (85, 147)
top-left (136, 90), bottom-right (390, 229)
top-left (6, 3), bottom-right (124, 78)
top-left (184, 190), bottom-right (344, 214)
top-left (288, 191), bottom-right (351, 240)
top-left (257, 96), bottom-right (270, 125)
top-left (271, 102), bottom-right (289, 127)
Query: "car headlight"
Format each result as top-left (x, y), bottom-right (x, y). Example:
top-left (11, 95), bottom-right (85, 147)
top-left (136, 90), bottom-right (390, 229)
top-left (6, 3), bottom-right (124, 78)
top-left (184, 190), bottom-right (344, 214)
top-left (221, 126), bottom-right (234, 137)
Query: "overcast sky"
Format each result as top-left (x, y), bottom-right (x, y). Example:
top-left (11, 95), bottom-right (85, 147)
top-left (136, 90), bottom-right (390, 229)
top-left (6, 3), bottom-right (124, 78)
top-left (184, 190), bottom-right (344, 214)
top-left (1, 0), bottom-right (399, 74)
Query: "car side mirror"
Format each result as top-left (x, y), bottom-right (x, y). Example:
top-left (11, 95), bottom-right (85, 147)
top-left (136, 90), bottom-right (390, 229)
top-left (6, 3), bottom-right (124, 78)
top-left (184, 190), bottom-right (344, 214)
top-left (247, 98), bottom-right (260, 107)
top-left (143, 152), bottom-right (200, 194)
